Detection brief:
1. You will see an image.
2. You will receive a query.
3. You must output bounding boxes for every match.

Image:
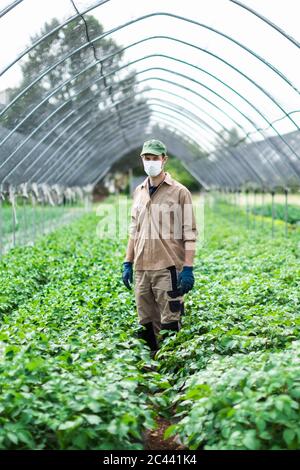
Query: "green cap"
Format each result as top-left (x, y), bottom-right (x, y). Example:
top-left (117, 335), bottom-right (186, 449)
top-left (140, 139), bottom-right (167, 156)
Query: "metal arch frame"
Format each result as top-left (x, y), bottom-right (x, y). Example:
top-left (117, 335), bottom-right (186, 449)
top-left (63, 116), bottom-right (275, 190)
top-left (52, 103), bottom-right (255, 189)
top-left (143, 86), bottom-right (236, 135)
top-left (87, 136), bottom-right (212, 189)
top-left (84, 131), bottom-right (197, 188)
top-left (144, 126), bottom-right (221, 190)
top-left (1, 44), bottom-right (300, 181)
top-left (147, 102), bottom-right (254, 185)
top-left (1, 58), bottom-right (265, 173)
top-left (64, 118), bottom-right (151, 186)
top-left (48, 63), bottom-right (298, 185)
top-left (8, 72), bottom-right (230, 185)
top-left (140, 89), bottom-right (271, 184)
top-left (53, 117), bottom-right (186, 186)
top-left (147, 101), bottom-right (222, 145)
top-left (5, 68), bottom-right (294, 190)
top-left (46, 107), bottom-right (215, 185)
top-left (52, 109), bottom-right (219, 186)
top-left (59, 103), bottom-right (292, 190)
top-left (0, 4), bottom-right (298, 181)
top-left (42, 109), bottom-right (224, 187)
top-left (68, 121), bottom-right (214, 189)
top-left (1, 10), bottom-right (299, 97)
top-left (1, 84), bottom-right (298, 195)
top-left (38, 94), bottom-right (265, 188)
top-left (138, 81), bottom-right (300, 149)
top-left (0, 0), bottom-right (111, 74)
top-left (3, 34), bottom-right (296, 131)
top-left (45, 109), bottom-right (151, 184)
top-left (83, 120), bottom-right (247, 190)
top-left (11, 90), bottom-right (232, 189)
top-left (229, 0), bottom-right (300, 49)
top-left (14, 73), bottom-right (267, 185)
top-left (2, 34), bottom-right (299, 148)
top-left (0, 14), bottom-right (298, 187)
top-left (0, 0), bottom-right (24, 18)
top-left (62, 125), bottom-right (294, 188)
top-left (153, 123), bottom-right (277, 190)
top-left (2, 58), bottom-right (299, 185)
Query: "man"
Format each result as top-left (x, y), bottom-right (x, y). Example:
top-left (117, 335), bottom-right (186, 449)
top-left (122, 139), bottom-right (198, 356)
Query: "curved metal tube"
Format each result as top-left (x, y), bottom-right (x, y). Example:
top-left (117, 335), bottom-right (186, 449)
top-left (0, 0), bottom-right (24, 18)
top-left (2, 68), bottom-right (296, 187)
top-left (53, 104), bottom-right (254, 188)
top-left (2, 61), bottom-right (299, 183)
top-left (229, 0), bottom-right (300, 49)
top-left (2, 47), bottom-right (299, 183)
top-left (2, 10), bottom-right (298, 96)
top-left (0, 7), bottom-right (299, 187)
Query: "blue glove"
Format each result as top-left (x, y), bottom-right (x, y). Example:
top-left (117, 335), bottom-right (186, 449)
top-left (122, 261), bottom-right (133, 290)
top-left (177, 266), bottom-right (194, 295)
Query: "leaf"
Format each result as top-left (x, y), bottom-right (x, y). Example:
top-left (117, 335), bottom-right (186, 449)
top-left (58, 417), bottom-right (83, 431)
top-left (26, 357), bottom-right (45, 371)
top-left (17, 430), bottom-right (35, 447)
top-left (84, 415), bottom-right (102, 425)
top-left (283, 429), bottom-right (295, 446)
top-left (7, 432), bottom-right (18, 445)
top-left (87, 401), bottom-right (101, 413)
top-left (164, 424), bottom-right (177, 440)
top-left (243, 431), bottom-right (260, 450)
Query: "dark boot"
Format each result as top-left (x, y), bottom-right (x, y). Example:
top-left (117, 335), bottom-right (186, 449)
top-left (160, 320), bottom-right (180, 332)
top-left (137, 322), bottom-right (158, 352)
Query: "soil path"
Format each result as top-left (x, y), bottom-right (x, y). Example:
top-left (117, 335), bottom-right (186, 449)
top-left (144, 416), bottom-right (185, 450)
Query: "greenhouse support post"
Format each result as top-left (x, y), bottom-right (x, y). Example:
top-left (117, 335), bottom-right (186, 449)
top-left (23, 196), bottom-right (28, 245)
top-left (261, 188), bottom-right (265, 229)
top-left (271, 190), bottom-right (275, 238)
top-left (284, 188), bottom-right (289, 237)
top-left (245, 189), bottom-right (249, 229)
top-left (0, 193), bottom-right (3, 256)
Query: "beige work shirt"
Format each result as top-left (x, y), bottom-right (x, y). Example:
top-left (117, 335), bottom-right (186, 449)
top-left (129, 171), bottom-right (198, 271)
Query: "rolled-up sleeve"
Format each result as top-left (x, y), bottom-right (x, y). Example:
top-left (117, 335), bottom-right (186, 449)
top-left (180, 188), bottom-right (198, 251)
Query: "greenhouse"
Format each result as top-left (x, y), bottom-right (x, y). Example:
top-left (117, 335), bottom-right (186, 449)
top-left (0, 0), bottom-right (300, 457)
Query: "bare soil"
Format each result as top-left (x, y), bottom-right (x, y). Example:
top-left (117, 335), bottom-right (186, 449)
top-left (144, 416), bottom-right (186, 450)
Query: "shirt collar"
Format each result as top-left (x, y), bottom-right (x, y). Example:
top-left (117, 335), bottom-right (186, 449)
top-left (141, 171), bottom-right (173, 188)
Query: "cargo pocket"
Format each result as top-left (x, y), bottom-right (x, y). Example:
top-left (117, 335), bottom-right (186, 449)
top-left (166, 265), bottom-right (181, 298)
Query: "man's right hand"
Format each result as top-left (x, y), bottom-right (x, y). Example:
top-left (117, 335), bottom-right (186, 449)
top-left (122, 261), bottom-right (133, 290)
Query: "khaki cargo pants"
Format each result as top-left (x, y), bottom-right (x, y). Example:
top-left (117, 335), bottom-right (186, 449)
top-left (134, 265), bottom-right (184, 336)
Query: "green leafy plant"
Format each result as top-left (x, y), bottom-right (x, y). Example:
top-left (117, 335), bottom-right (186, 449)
top-left (0, 196), bottom-right (299, 450)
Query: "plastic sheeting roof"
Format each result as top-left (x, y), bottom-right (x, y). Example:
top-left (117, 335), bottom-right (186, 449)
top-left (0, 0), bottom-right (300, 189)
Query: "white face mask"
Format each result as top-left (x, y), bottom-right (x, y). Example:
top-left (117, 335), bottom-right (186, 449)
top-left (143, 160), bottom-right (163, 177)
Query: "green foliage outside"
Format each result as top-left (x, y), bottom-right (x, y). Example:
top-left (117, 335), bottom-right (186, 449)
top-left (0, 202), bottom-right (80, 236)
top-left (156, 200), bottom-right (300, 449)
top-left (0, 214), bottom-right (155, 449)
top-left (251, 203), bottom-right (300, 225)
top-left (0, 197), bottom-right (299, 449)
top-left (1, 16), bottom-right (147, 136)
top-left (165, 156), bottom-right (201, 191)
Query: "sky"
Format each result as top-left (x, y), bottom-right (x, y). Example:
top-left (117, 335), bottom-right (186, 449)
top-left (0, 0), bottom-right (300, 147)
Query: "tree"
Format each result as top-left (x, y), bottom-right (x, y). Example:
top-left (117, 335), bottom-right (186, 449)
top-left (214, 127), bottom-right (246, 150)
top-left (1, 15), bottom-right (146, 140)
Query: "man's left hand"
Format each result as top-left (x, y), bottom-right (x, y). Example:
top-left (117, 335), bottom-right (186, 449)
top-left (177, 266), bottom-right (194, 295)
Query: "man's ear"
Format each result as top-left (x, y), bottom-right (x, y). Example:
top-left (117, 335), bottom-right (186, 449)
top-left (163, 155), bottom-right (168, 165)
